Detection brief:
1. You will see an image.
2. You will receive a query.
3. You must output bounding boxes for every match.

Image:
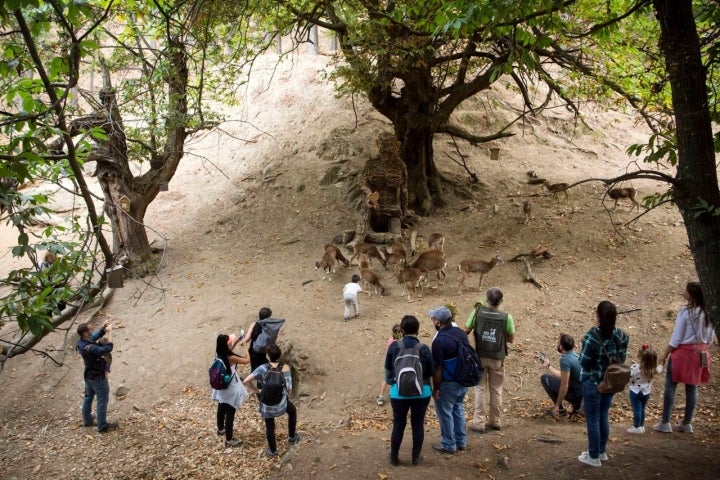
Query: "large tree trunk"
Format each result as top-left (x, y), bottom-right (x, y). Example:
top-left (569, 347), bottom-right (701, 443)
top-left (400, 126), bottom-right (444, 216)
top-left (91, 84), bottom-right (158, 274)
top-left (370, 63), bottom-right (446, 216)
top-left (99, 174), bottom-right (157, 272)
top-left (655, 0), bottom-right (720, 330)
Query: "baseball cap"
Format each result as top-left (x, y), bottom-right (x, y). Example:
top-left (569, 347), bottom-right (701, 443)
top-left (428, 306), bottom-right (452, 323)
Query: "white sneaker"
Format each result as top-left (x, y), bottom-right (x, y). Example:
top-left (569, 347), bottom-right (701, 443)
top-left (578, 451), bottom-right (601, 467)
top-left (676, 422), bottom-right (694, 434)
top-left (653, 422), bottom-right (672, 433)
top-left (581, 450), bottom-right (608, 461)
top-left (627, 426), bottom-right (645, 434)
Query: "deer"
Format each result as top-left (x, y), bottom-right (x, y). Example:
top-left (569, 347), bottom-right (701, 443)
top-left (458, 255), bottom-right (504, 293)
top-left (380, 246), bottom-right (406, 276)
top-left (543, 179), bottom-right (569, 201)
top-left (410, 250), bottom-right (447, 288)
top-left (356, 253), bottom-right (372, 270)
top-left (428, 233), bottom-right (445, 253)
top-left (315, 245), bottom-right (340, 281)
top-left (606, 186), bottom-right (640, 211)
top-left (396, 267), bottom-right (426, 302)
top-left (389, 239), bottom-right (407, 263)
top-left (360, 267), bottom-right (385, 296)
top-left (350, 242), bottom-right (387, 268)
top-left (324, 243), bottom-right (350, 268)
top-left (522, 200), bottom-right (533, 224)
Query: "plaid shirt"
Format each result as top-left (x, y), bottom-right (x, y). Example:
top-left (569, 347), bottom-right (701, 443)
top-left (579, 326), bottom-right (629, 383)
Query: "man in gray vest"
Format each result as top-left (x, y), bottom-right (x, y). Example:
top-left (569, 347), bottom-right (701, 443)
top-left (464, 287), bottom-right (515, 432)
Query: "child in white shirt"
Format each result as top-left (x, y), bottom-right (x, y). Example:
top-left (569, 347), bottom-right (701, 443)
top-left (343, 274), bottom-right (365, 321)
top-left (627, 344), bottom-right (658, 433)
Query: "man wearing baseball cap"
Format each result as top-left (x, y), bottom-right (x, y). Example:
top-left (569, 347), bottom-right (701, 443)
top-left (428, 306), bottom-right (469, 454)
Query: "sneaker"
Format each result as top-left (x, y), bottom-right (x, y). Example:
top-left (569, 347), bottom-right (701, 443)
top-left (264, 448), bottom-right (278, 458)
top-left (389, 452), bottom-right (399, 466)
top-left (580, 451), bottom-right (608, 462)
top-left (431, 443), bottom-right (457, 454)
top-left (627, 426), bottom-right (645, 434)
top-left (486, 424), bottom-right (502, 431)
top-left (676, 422), bottom-right (694, 434)
top-left (653, 422), bottom-right (673, 433)
top-left (578, 451), bottom-right (601, 467)
top-left (98, 422), bottom-right (118, 433)
top-left (580, 451), bottom-right (607, 461)
top-left (343, 317), bottom-right (350, 322)
top-left (355, 313), bottom-right (360, 318)
top-left (217, 429), bottom-right (226, 436)
top-left (288, 434), bottom-right (302, 445)
top-left (225, 438), bottom-right (242, 446)
top-left (376, 395), bottom-right (385, 406)
top-left (468, 424), bottom-right (485, 433)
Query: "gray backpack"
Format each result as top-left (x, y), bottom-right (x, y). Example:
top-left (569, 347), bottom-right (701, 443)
top-left (252, 318), bottom-right (286, 353)
top-left (394, 340), bottom-right (424, 397)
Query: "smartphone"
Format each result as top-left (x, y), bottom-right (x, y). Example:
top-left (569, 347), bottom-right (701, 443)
top-left (700, 351), bottom-right (708, 367)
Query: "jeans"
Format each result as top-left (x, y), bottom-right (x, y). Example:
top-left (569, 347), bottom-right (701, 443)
top-left (390, 396), bottom-right (431, 460)
top-left (473, 357), bottom-right (504, 427)
top-left (661, 359), bottom-right (698, 424)
top-left (82, 375), bottom-right (110, 431)
top-left (434, 381), bottom-right (467, 451)
top-left (217, 402), bottom-right (236, 441)
top-left (629, 390), bottom-right (649, 427)
top-left (582, 381), bottom-right (614, 459)
top-left (264, 400), bottom-right (297, 453)
top-left (541, 373), bottom-right (582, 411)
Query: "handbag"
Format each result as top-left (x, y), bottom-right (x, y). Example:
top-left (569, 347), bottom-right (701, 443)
top-left (594, 330), bottom-right (630, 394)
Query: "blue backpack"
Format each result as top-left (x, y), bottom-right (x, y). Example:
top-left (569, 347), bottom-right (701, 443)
top-left (209, 356), bottom-right (232, 390)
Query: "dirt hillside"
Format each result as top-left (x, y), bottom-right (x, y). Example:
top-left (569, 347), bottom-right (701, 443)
top-left (0, 53), bottom-right (718, 480)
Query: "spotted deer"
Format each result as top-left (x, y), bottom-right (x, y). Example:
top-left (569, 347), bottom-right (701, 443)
top-left (396, 267), bottom-right (426, 301)
top-left (410, 250), bottom-right (447, 288)
top-left (360, 268), bottom-right (385, 296)
top-left (543, 180), bottom-right (569, 201)
top-left (606, 187), bottom-right (640, 211)
top-left (458, 255), bottom-right (504, 293)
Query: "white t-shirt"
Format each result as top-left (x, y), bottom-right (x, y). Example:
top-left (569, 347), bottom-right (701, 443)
top-left (343, 282), bottom-right (363, 298)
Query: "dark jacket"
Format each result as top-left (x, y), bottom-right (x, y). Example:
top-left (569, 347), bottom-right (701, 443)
top-left (77, 327), bottom-right (113, 379)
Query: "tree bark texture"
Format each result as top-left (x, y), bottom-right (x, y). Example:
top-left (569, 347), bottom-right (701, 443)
top-left (368, 60), bottom-right (444, 216)
top-left (655, 0), bottom-right (720, 330)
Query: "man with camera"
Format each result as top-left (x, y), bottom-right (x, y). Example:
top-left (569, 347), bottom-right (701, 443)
top-left (77, 321), bottom-right (117, 433)
top-left (539, 333), bottom-right (583, 418)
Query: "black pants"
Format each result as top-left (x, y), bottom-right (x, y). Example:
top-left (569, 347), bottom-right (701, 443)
top-left (540, 373), bottom-right (582, 410)
top-left (390, 396), bottom-right (431, 460)
top-left (217, 402), bottom-right (236, 441)
top-left (265, 400), bottom-right (297, 453)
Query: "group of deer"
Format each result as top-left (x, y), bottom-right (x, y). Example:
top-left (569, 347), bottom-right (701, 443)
top-left (316, 231), bottom-right (505, 300)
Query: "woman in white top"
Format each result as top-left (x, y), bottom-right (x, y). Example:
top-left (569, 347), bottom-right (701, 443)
top-left (211, 334), bottom-right (249, 446)
top-left (654, 282), bottom-right (715, 434)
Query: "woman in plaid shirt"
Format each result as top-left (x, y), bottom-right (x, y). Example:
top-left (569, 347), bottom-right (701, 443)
top-left (577, 301), bottom-right (629, 467)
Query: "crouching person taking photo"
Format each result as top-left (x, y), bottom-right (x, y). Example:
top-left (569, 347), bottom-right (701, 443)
top-left (540, 333), bottom-right (583, 418)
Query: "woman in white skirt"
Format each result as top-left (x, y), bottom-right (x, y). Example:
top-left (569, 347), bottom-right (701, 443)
top-left (212, 334), bottom-right (250, 446)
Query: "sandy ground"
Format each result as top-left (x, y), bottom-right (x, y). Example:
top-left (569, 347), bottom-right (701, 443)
top-left (0, 54), bottom-right (719, 480)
